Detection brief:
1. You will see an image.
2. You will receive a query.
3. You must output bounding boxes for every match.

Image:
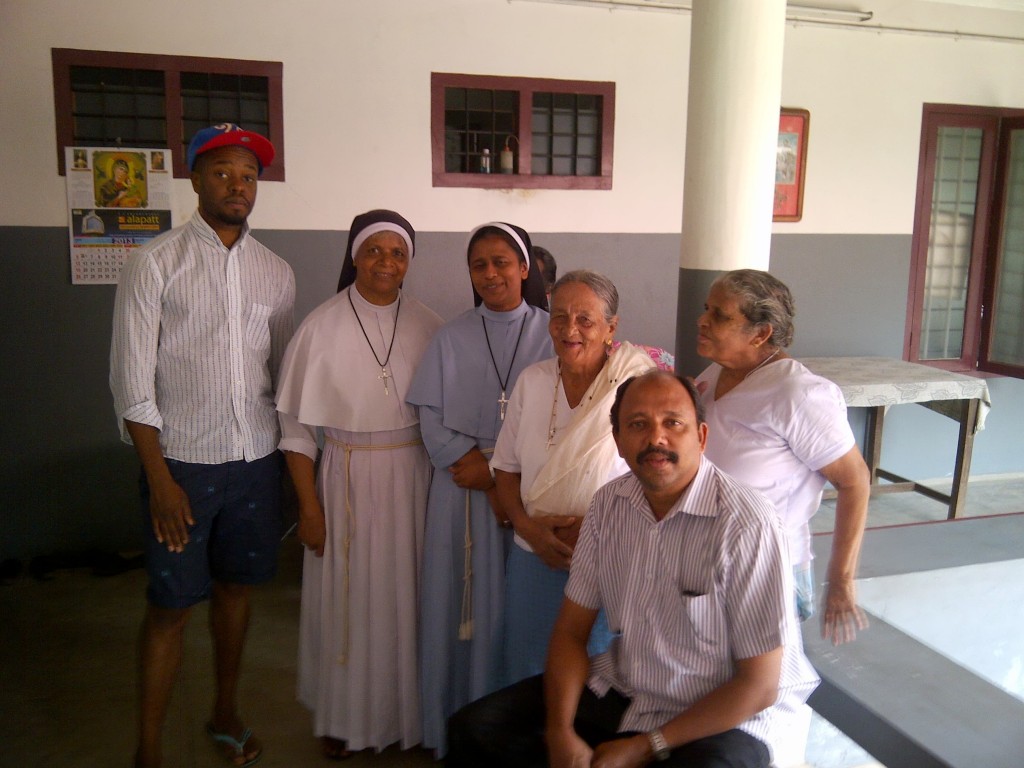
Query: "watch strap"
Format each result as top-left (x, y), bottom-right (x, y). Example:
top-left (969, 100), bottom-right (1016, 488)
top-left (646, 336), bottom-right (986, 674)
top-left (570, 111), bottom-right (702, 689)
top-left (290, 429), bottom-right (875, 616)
top-left (646, 728), bottom-right (671, 762)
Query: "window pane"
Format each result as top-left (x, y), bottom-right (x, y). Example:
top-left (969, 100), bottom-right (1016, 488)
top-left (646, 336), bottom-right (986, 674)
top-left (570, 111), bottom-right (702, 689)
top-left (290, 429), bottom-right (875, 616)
top-left (240, 75), bottom-right (264, 92)
top-left (467, 89), bottom-right (492, 111)
top-left (107, 117), bottom-right (138, 142)
top-left (104, 93), bottom-right (135, 115)
top-left (445, 109), bottom-right (466, 131)
top-left (531, 110), bottom-right (549, 133)
top-left (494, 91), bottom-right (516, 111)
top-left (210, 97), bottom-right (239, 119)
top-left (530, 92), bottom-right (602, 178)
top-left (467, 110), bottom-right (493, 132)
top-left (552, 157), bottom-right (573, 175)
top-left (553, 93), bottom-right (574, 110)
top-left (472, 133), bottom-right (495, 155)
top-left (443, 87), bottom-right (516, 169)
top-left (552, 136), bottom-right (574, 156)
top-left (137, 118), bottom-right (166, 143)
top-left (136, 94), bottom-right (164, 115)
top-left (577, 136), bottom-right (597, 157)
top-left (183, 119), bottom-right (208, 140)
top-left (180, 72), bottom-right (269, 132)
top-left (68, 65), bottom-right (165, 148)
top-left (919, 127), bottom-right (983, 360)
top-left (73, 116), bottom-right (106, 142)
top-left (209, 73), bottom-right (237, 93)
top-left (71, 66), bottom-right (125, 88)
top-left (180, 72), bottom-right (207, 94)
top-left (577, 113), bottom-right (599, 136)
top-left (494, 112), bottom-right (516, 135)
top-left (240, 99), bottom-right (268, 123)
top-left (73, 92), bottom-right (104, 114)
top-left (989, 129), bottom-right (1024, 366)
top-left (445, 129), bottom-right (464, 173)
top-left (182, 96), bottom-right (210, 120)
top-left (446, 88), bottom-right (466, 110)
top-left (552, 110), bottom-right (575, 134)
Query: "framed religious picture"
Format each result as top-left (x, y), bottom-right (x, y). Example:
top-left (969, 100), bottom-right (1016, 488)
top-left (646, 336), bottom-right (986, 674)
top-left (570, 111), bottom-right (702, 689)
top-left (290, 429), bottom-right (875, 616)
top-left (774, 108), bottom-right (809, 222)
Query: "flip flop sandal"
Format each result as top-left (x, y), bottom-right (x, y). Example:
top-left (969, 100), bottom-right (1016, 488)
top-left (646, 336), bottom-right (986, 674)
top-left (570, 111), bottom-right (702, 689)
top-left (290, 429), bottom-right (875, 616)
top-left (206, 722), bottom-right (263, 767)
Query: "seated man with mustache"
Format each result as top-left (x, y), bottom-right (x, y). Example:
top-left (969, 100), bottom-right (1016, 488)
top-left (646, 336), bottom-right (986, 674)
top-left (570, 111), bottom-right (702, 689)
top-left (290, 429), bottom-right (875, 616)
top-left (447, 370), bottom-right (819, 768)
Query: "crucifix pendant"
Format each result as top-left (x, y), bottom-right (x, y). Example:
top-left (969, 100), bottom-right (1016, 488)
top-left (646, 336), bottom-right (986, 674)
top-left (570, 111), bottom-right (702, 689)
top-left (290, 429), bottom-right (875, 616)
top-left (379, 367), bottom-right (391, 395)
top-left (498, 390), bottom-right (509, 421)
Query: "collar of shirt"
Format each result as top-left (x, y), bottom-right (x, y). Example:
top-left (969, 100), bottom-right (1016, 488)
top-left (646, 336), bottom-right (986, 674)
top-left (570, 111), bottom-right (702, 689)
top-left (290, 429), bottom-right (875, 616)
top-left (478, 299), bottom-right (531, 323)
top-left (187, 209), bottom-right (251, 252)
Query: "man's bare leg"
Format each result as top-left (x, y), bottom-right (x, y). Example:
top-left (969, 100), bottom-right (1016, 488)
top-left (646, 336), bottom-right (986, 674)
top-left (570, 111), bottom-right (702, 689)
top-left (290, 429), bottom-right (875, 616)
top-left (207, 581), bottom-right (261, 764)
top-left (135, 604), bottom-right (191, 768)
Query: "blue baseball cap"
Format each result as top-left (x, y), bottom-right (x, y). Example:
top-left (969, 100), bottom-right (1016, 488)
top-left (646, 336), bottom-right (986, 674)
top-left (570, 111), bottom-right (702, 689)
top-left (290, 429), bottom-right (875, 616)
top-left (186, 123), bottom-right (274, 174)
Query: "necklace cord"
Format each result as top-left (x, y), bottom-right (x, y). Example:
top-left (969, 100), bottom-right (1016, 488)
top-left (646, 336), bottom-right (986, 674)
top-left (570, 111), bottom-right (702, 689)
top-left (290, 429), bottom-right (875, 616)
top-left (744, 348), bottom-right (780, 380)
top-left (348, 289), bottom-right (400, 368)
top-left (482, 314), bottom-right (528, 393)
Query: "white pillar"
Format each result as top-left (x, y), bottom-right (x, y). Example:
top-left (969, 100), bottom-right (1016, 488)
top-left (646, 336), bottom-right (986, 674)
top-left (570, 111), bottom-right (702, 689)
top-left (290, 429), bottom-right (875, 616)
top-left (675, 0), bottom-right (787, 373)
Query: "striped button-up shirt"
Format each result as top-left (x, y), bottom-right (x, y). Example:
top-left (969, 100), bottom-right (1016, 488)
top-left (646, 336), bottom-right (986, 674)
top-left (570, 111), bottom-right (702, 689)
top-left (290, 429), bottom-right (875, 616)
top-left (566, 456), bottom-right (819, 759)
top-left (110, 210), bottom-right (295, 464)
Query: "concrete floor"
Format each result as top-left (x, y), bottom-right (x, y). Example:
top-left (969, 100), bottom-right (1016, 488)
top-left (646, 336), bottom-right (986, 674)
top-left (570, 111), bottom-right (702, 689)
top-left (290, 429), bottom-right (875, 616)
top-left (805, 473), bottom-right (1024, 768)
top-left (812, 472), bottom-right (1024, 534)
top-left (856, 558), bottom-right (1024, 702)
top-left (0, 540), bottom-right (435, 768)
top-left (1, 475), bottom-right (1021, 768)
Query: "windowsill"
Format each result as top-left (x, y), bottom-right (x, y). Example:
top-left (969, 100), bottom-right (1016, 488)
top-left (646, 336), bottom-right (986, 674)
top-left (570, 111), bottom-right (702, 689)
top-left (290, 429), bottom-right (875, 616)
top-left (907, 358), bottom-right (1006, 380)
top-left (432, 172), bottom-right (612, 191)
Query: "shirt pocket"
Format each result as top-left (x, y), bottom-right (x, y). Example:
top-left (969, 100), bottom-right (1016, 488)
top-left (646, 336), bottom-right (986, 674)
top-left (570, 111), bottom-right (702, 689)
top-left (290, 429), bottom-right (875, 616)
top-left (246, 303), bottom-right (272, 353)
top-left (672, 589), bottom-right (725, 650)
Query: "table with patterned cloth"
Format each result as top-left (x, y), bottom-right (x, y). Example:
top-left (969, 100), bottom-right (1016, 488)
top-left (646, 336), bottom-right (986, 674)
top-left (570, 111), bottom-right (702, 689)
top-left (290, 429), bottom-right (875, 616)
top-left (800, 356), bottom-right (992, 519)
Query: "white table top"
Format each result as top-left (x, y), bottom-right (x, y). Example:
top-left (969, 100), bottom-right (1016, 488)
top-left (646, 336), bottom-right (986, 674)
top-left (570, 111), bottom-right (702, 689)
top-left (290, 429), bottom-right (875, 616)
top-left (799, 356), bottom-right (991, 430)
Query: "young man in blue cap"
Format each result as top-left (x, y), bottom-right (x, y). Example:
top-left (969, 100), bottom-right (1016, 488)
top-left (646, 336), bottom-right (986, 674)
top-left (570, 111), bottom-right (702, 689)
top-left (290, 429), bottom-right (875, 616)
top-left (111, 124), bottom-right (295, 768)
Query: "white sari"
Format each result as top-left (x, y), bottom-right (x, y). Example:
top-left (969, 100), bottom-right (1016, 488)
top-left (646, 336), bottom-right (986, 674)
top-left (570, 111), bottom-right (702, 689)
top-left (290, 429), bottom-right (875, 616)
top-left (525, 342), bottom-right (655, 517)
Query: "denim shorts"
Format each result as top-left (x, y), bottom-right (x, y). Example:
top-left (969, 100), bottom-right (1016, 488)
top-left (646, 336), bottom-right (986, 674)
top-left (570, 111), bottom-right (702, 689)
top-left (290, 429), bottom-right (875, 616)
top-left (793, 561), bottom-right (816, 622)
top-left (141, 453), bottom-right (282, 609)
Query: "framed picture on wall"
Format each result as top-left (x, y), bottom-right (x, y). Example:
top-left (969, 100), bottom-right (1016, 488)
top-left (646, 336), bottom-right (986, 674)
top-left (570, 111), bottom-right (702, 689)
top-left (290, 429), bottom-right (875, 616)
top-left (774, 108), bottom-right (809, 222)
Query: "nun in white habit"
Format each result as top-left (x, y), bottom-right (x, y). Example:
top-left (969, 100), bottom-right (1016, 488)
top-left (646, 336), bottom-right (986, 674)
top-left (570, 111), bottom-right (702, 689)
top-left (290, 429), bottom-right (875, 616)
top-left (276, 209), bottom-right (442, 759)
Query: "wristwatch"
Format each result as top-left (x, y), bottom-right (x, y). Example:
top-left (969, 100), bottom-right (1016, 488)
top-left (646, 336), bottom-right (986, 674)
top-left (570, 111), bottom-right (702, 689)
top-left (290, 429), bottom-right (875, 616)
top-left (646, 729), bottom-right (671, 762)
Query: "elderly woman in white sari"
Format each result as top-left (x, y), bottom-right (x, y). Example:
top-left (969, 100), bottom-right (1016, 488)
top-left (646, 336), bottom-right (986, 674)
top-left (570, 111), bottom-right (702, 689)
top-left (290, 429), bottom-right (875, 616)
top-left (491, 270), bottom-right (655, 684)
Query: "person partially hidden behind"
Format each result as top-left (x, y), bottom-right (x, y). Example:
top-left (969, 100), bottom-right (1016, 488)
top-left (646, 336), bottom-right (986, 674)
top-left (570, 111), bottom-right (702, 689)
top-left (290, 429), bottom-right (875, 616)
top-left (447, 370), bottom-right (819, 768)
top-left (110, 123), bottom-right (295, 768)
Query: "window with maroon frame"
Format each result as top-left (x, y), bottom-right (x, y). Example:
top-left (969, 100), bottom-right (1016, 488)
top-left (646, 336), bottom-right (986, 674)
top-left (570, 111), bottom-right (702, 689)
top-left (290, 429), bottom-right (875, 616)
top-left (906, 103), bottom-right (1024, 378)
top-left (431, 72), bottom-right (614, 190)
top-left (52, 49), bottom-right (284, 181)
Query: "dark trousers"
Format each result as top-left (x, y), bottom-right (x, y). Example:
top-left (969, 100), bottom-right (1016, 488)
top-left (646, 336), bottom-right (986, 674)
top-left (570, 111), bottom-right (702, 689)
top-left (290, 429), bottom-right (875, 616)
top-left (446, 673), bottom-right (771, 768)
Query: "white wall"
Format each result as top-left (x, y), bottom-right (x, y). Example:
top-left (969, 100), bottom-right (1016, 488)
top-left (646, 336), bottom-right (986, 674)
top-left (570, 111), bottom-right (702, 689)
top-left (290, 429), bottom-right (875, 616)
top-left (0, 0), bottom-right (687, 233)
top-left (781, 22), bottom-right (1024, 233)
top-left (2, 0), bottom-right (1023, 234)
